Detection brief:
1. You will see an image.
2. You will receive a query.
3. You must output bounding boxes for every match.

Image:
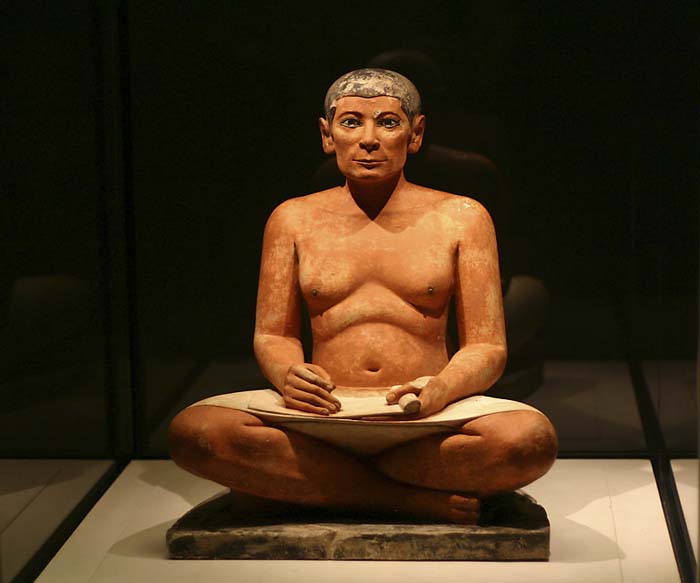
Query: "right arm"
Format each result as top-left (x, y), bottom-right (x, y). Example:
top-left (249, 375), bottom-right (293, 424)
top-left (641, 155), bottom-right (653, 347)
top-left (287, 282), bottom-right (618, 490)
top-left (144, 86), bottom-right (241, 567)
top-left (253, 201), bottom-right (340, 414)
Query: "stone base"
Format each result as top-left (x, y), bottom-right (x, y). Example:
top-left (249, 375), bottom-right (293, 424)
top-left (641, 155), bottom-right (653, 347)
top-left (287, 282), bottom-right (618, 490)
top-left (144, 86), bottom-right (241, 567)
top-left (167, 491), bottom-right (549, 561)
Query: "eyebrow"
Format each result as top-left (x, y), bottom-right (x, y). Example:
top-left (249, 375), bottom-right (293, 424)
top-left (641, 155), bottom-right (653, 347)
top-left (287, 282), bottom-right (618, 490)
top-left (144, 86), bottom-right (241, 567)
top-left (336, 110), bottom-right (402, 118)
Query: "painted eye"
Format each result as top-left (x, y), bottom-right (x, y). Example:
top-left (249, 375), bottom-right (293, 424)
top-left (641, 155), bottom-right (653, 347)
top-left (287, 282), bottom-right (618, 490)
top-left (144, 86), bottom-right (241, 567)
top-left (340, 118), bottom-right (361, 128)
top-left (379, 118), bottom-right (400, 128)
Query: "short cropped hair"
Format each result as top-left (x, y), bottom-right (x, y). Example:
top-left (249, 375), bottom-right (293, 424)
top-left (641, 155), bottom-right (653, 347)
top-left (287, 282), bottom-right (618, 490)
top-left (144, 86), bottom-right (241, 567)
top-left (324, 68), bottom-right (422, 121)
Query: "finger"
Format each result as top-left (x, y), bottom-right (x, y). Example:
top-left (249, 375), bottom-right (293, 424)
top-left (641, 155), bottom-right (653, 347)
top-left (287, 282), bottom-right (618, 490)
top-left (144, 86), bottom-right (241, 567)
top-left (286, 386), bottom-right (338, 411)
top-left (305, 364), bottom-right (335, 386)
top-left (282, 395), bottom-right (332, 416)
top-left (285, 386), bottom-right (339, 412)
top-left (287, 377), bottom-right (341, 409)
top-left (386, 382), bottom-right (421, 404)
top-left (295, 366), bottom-right (335, 390)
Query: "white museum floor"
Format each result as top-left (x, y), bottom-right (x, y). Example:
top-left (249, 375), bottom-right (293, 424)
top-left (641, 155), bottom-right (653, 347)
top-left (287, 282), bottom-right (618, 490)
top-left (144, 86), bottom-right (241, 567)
top-left (33, 458), bottom-right (693, 583)
top-left (1, 360), bottom-right (695, 583)
top-left (672, 459), bottom-right (698, 560)
top-left (0, 459), bottom-right (113, 582)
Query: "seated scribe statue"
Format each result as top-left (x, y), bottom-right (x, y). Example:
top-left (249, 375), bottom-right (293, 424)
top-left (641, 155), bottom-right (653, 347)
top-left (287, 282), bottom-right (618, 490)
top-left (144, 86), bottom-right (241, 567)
top-left (169, 69), bottom-right (558, 525)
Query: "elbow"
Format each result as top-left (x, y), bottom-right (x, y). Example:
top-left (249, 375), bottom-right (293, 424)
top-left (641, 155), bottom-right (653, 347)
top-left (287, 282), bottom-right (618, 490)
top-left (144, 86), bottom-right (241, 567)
top-left (492, 345), bottom-right (507, 380)
top-left (253, 333), bottom-right (269, 363)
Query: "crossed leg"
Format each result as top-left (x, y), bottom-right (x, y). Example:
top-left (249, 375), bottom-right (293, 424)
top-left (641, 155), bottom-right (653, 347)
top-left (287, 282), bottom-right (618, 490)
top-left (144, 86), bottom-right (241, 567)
top-left (372, 409), bottom-right (558, 496)
top-left (168, 405), bottom-right (557, 525)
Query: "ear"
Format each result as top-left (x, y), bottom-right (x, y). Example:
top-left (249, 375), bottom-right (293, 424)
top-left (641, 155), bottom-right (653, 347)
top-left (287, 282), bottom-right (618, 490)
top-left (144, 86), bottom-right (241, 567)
top-left (319, 117), bottom-right (335, 154)
top-left (407, 114), bottom-right (426, 154)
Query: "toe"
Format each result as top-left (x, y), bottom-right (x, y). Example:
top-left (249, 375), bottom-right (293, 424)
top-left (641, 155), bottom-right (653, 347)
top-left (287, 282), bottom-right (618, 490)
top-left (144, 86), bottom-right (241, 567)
top-left (450, 494), bottom-right (479, 511)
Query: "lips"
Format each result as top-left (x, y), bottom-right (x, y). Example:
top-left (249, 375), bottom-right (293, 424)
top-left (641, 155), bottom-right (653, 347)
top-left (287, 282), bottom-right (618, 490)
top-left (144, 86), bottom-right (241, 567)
top-left (354, 159), bottom-right (386, 165)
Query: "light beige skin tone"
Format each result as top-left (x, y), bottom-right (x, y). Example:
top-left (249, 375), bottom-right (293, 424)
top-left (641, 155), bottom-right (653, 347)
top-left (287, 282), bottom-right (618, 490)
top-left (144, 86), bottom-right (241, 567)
top-left (169, 95), bottom-right (557, 524)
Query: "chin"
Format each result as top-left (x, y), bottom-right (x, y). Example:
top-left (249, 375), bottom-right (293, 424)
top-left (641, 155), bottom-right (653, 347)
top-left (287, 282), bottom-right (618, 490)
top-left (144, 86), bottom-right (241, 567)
top-left (348, 171), bottom-right (384, 181)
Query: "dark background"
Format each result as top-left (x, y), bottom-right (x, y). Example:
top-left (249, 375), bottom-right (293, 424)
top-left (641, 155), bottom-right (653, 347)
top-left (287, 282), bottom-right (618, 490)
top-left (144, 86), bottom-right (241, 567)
top-left (1, 1), bottom-right (697, 457)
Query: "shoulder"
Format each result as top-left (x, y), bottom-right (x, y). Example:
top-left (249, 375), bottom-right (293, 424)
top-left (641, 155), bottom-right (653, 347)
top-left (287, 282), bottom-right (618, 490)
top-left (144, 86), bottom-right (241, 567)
top-left (414, 187), bottom-right (496, 242)
top-left (439, 193), bottom-right (493, 224)
top-left (412, 185), bottom-right (494, 226)
top-left (265, 188), bottom-right (341, 235)
top-left (445, 196), bottom-right (497, 246)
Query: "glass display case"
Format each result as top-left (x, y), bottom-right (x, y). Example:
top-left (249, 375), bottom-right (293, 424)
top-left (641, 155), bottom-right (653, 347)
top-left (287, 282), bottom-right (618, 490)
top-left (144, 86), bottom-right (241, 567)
top-left (1, 2), bottom-right (696, 582)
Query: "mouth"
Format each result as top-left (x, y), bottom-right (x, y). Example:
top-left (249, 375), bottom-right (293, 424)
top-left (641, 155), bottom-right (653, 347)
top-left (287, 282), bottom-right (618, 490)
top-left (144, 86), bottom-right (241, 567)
top-left (354, 159), bottom-right (386, 167)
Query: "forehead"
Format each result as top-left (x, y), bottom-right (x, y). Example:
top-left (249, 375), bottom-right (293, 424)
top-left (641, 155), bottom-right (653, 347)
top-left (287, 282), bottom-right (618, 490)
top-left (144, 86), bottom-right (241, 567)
top-left (333, 95), bottom-right (407, 117)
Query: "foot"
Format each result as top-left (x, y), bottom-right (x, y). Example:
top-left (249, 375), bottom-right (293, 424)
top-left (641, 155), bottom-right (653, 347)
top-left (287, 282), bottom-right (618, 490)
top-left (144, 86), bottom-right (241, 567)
top-left (396, 488), bottom-right (480, 525)
top-left (230, 487), bottom-right (479, 525)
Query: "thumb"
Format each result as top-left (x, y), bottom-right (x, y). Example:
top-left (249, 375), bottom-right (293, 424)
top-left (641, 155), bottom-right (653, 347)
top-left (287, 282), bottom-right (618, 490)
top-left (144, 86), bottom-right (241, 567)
top-left (386, 376), bottom-right (433, 403)
top-left (386, 383), bottom-right (417, 404)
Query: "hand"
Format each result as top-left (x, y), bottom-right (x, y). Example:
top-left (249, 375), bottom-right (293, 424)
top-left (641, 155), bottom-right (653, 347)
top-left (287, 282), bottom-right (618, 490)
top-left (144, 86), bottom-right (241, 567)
top-left (386, 376), bottom-right (449, 418)
top-left (282, 364), bottom-right (340, 415)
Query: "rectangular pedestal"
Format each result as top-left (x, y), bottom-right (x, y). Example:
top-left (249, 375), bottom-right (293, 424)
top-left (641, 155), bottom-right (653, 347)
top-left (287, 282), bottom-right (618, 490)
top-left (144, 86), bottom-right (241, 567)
top-left (167, 491), bottom-right (550, 561)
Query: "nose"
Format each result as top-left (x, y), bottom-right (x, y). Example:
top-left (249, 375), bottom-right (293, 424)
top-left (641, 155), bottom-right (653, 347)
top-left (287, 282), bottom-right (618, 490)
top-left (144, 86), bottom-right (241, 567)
top-left (359, 123), bottom-right (379, 152)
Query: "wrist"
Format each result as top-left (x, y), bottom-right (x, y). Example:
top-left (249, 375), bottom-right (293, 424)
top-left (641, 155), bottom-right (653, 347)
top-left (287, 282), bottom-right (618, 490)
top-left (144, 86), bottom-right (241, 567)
top-left (433, 373), bottom-right (467, 405)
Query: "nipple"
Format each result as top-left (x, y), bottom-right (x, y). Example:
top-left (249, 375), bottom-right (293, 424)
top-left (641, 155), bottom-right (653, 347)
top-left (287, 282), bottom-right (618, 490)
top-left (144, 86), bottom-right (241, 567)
top-left (427, 286), bottom-right (435, 295)
top-left (311, 288), bottom-right (319, 297)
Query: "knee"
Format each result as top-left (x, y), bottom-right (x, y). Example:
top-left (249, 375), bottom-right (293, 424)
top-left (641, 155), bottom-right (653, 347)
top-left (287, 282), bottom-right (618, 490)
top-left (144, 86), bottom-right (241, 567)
top-left (168, 406), bottom-right (276, 472)
top-left (489, 412), bottom-right (558, 488)
top-left (514, 413), bottom-right (557, 467)
top-left (168, 407), bottom-right (224, 468)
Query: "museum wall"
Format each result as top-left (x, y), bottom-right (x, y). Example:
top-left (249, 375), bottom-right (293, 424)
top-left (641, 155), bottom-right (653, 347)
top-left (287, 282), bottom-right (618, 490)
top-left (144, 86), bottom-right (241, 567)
top-left (1, 1), bottom-right (696, 458)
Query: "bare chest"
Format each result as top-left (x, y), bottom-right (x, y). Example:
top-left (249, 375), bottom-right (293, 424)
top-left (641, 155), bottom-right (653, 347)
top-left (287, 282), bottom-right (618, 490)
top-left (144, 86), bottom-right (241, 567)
top-left (296, 217), bottom-right (456, 311)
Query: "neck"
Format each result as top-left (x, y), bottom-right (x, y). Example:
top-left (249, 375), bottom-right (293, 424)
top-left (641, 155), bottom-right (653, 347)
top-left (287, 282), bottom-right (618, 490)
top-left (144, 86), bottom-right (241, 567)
top-left (344, 172), bottom-right (407, 219)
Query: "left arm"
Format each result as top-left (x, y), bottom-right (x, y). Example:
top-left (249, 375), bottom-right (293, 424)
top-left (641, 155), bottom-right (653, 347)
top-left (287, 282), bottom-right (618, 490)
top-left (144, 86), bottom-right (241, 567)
top-left (388, 200), bottom-right (507, 416)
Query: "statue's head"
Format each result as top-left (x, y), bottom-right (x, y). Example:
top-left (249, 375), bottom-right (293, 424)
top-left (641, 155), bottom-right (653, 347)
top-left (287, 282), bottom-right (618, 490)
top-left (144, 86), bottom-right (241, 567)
top-left (323, 68), bottom-right (422, 122)
top-left (320, 68), bottom-right (426, 182)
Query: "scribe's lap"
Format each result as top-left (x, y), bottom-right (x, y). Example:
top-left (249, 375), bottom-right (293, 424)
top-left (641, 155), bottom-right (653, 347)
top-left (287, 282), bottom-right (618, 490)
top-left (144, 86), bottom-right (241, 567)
top-left (171, 404), bottom-right (557, 499)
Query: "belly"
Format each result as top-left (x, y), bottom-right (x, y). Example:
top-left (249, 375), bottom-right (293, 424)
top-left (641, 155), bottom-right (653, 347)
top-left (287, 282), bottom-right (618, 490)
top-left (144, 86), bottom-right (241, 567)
top-left (311, 322), bottom-right (449, 387)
